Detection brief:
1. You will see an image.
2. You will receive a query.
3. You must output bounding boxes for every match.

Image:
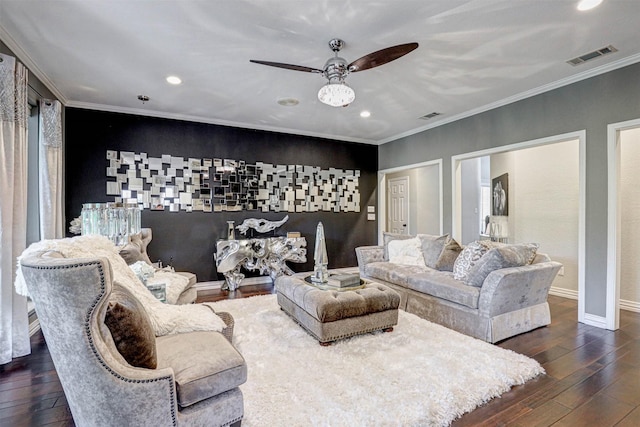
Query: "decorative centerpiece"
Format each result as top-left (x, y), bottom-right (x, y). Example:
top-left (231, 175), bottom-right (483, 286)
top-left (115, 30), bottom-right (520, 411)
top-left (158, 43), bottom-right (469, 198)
top-left (310, 222), bottom-right (329, 284)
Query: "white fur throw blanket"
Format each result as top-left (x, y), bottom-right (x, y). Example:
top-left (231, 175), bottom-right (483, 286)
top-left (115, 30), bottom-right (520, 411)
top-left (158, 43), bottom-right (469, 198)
top-left (129, 261), bottom-right (190, 305)
top-left (15, 235), bottom-right (225, 335)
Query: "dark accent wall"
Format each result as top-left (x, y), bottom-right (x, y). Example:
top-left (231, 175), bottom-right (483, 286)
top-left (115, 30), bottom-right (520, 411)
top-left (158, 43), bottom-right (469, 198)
top-left (379, 61), bottom-right (640, 318)
top-left (65, 108), bottom-right (378, 282)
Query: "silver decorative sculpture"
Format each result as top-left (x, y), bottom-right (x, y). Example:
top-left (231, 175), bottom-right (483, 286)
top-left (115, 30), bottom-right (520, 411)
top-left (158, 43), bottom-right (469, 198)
top-left (310, 222), bottom-right (329, 284)
top-left (215, 236), bottom-right (306, 290)
top-left (236, 215), bottom-right (289, 235)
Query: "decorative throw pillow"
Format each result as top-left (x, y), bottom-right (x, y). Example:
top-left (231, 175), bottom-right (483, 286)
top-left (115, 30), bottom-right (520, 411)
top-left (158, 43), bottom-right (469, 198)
top-left (104, 284), bottom-right (158, 369)
top-left (383, 232), bottom-right (414, 261)
top-left (387, 237), bottom-right (426, 266)
top-left (417, 234), bottom-right (449, 269)
top-left (464, 243), bottom-right (540, 287)
top-left (435, 238), bottom-right (463, 271)
top-left (452, 241), bottom-right (493, 282)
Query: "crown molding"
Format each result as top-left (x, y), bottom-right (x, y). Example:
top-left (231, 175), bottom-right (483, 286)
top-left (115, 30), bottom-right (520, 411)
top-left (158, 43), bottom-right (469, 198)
top-left (65, 101), bottom-right (378, 145)
top-left (379, 52), bottom-right (640, 145)
top-left (0, 25), bottom-right (68, 104)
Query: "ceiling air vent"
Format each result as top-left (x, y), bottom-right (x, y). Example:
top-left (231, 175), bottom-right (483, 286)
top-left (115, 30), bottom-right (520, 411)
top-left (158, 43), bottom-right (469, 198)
top-left (567, 45), bottom-right (618, 66)
top-left (419, 112), bottom-right (442, 120)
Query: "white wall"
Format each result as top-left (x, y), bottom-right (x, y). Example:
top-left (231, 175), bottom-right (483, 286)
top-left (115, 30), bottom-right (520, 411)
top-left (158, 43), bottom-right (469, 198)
top-left (619, 127), bottom-right (640, 305)
top-left (490, 140), bottom-right (579, 292)
top-left (488, 151), bottom-right (515, 242)
top-left (386, 164), bottom-right (440, 235)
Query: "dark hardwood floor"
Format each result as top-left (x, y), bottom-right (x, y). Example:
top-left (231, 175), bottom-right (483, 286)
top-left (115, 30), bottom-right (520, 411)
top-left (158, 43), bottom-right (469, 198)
top-left (2, 291), bottom-right (639, 426)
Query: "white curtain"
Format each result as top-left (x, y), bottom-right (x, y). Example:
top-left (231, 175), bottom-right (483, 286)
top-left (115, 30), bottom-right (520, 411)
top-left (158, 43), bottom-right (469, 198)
top-left (39, 100), bottom-right (64, 239)
top-left (0, 53), bottom-right (30, 364)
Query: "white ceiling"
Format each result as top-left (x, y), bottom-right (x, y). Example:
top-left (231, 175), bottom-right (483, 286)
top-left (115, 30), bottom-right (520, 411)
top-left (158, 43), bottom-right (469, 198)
top-left (1, 0), bottom-right (639, 145)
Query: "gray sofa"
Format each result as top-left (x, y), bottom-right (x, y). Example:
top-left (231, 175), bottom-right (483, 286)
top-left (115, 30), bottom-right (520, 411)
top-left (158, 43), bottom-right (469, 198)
top-left (356, 235), bottom-right (562, 343)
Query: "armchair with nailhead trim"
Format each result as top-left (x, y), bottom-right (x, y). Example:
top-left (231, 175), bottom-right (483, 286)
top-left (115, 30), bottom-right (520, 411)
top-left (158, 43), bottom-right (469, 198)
top-left (20, 251), bottom-right (245, 427)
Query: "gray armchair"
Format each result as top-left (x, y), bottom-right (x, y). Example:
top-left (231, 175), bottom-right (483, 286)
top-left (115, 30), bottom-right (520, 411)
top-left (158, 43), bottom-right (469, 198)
top-left (20, 251), bottom-right (245, 427)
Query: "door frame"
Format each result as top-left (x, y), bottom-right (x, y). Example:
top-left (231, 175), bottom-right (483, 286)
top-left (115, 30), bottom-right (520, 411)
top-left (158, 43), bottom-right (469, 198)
top-left (607, 117), bottom-right (640, 330)
top-left (451, 130), bottom-right (586, 325)
top-left (378, 159), bottom-right (443, 244)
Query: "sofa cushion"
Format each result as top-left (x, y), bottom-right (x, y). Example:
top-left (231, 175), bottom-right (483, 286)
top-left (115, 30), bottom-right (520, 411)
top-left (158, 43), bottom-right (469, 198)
top-left (382, 232), bottom-right (414, 260)
top-left (453, 241), bottom-right (490, 282)
top-left (406, 271), bottom-right (480, 309)
top-left (465, 243), bottom-right (539, 287)
top-left (387, 237), bottom-right (425, 266)
top-left (365, 262), bottom-right (430, 287)
top-left (156, 331), bottom-right (247, 407)
top-left (435, 238), bottom-right (463, 271)
top-left (417, 234), bottom-right (449, 268)
top-left (104, 284), bottom-right (157, 369)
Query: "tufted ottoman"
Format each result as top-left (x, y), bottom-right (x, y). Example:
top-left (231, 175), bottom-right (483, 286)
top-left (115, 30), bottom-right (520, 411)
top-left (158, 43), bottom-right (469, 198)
top-left (275, 275), bottom-right (400, 345)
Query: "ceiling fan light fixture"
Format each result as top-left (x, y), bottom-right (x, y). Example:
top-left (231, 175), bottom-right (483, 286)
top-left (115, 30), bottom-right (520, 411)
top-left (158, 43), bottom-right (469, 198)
top-left (577, 0), bottom-right (603, 11)
top-left (317, 82), bottom-right (355, 107)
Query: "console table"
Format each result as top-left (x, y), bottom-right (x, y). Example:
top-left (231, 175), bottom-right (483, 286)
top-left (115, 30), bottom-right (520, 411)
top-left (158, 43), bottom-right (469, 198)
top-left (215, 237), bottom-right (307, 290)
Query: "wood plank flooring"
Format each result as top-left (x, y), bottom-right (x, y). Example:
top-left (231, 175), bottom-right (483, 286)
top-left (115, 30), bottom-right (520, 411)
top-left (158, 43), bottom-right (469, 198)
top-left (1, 290), bottom-right (639, 426)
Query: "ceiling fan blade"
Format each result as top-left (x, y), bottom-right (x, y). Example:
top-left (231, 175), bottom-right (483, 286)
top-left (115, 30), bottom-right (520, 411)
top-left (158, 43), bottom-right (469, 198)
top-left (249, 60), bottom-right (324, 74)
top-left (348, 42), bottom-right (419, 72)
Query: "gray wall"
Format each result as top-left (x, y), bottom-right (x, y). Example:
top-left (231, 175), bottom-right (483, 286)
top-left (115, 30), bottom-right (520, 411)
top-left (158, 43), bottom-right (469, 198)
top-left (379, 61), bottom-right (640, 318)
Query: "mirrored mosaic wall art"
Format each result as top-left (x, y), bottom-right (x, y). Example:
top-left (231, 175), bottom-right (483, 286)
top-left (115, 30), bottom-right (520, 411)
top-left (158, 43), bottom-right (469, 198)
top-left (106, 150), bottom-right (361, 213)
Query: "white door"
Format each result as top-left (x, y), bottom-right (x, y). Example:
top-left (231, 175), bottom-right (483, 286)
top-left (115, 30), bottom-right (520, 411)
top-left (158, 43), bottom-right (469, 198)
top-left (388, 177), bottom-right (409, 234)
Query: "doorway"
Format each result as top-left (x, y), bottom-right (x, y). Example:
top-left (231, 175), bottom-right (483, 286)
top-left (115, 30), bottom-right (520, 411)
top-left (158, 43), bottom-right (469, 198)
top-left (607, 118), bottom-right (640, 331)
top-left (378, 159), bottom-right (443, 243)
top-left (452, 131), bottom-right (585, 325)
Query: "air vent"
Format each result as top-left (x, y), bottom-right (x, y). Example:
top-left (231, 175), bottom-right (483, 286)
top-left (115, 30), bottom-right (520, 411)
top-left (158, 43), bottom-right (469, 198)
top-left (567, 45), bottom-right (618, 66)
top-left (419, 112), bottom-right (442, 120)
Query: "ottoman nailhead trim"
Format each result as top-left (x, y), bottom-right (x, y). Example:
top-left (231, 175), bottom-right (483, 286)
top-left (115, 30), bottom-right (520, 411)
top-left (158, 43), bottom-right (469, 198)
top-left (320, 323), bottom-right (397, 343)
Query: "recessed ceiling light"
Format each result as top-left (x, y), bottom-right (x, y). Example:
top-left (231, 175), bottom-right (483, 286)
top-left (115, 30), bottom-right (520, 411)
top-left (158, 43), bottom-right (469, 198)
top-left (277, 98), bottom-right (299, 107)
top-left (166, 76), bottom-right (182, 85)
top-left (577, 0), bottom-right (603, 11)
top-left (360, 110), bottom-right (371, 118)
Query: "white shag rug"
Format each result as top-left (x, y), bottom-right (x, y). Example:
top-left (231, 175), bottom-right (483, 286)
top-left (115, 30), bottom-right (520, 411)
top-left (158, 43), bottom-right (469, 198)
top-left (212, 294), bottom-right (544, 427)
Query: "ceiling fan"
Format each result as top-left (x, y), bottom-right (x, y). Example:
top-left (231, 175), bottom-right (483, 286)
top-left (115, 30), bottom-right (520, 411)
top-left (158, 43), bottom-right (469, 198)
top-left (250, 38), bottom-right (419, 107)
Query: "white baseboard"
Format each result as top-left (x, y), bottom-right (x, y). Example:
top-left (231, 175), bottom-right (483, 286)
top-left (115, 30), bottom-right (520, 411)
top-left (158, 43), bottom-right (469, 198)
top-left (29, 319), bottom-right (41, 337)
top-left (548, 286), bottom-right (578, 300)
top-left (582, 312), bottom-right (608, 329)
top-left (194, 280), bottom-right (225, 291)
top-left (194, 275), bottom-right (274, 291)
top-left (619, 298), bottom-right (640, 313)
top-left (549, 286), bottom-right (640, 313)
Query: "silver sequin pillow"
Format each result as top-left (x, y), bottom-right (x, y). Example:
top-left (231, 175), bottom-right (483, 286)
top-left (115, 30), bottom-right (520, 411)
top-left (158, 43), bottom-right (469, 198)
top-left (452, 241), bottom-right (494, 282)
top-left (464, 243), bottom-right (539, 287)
